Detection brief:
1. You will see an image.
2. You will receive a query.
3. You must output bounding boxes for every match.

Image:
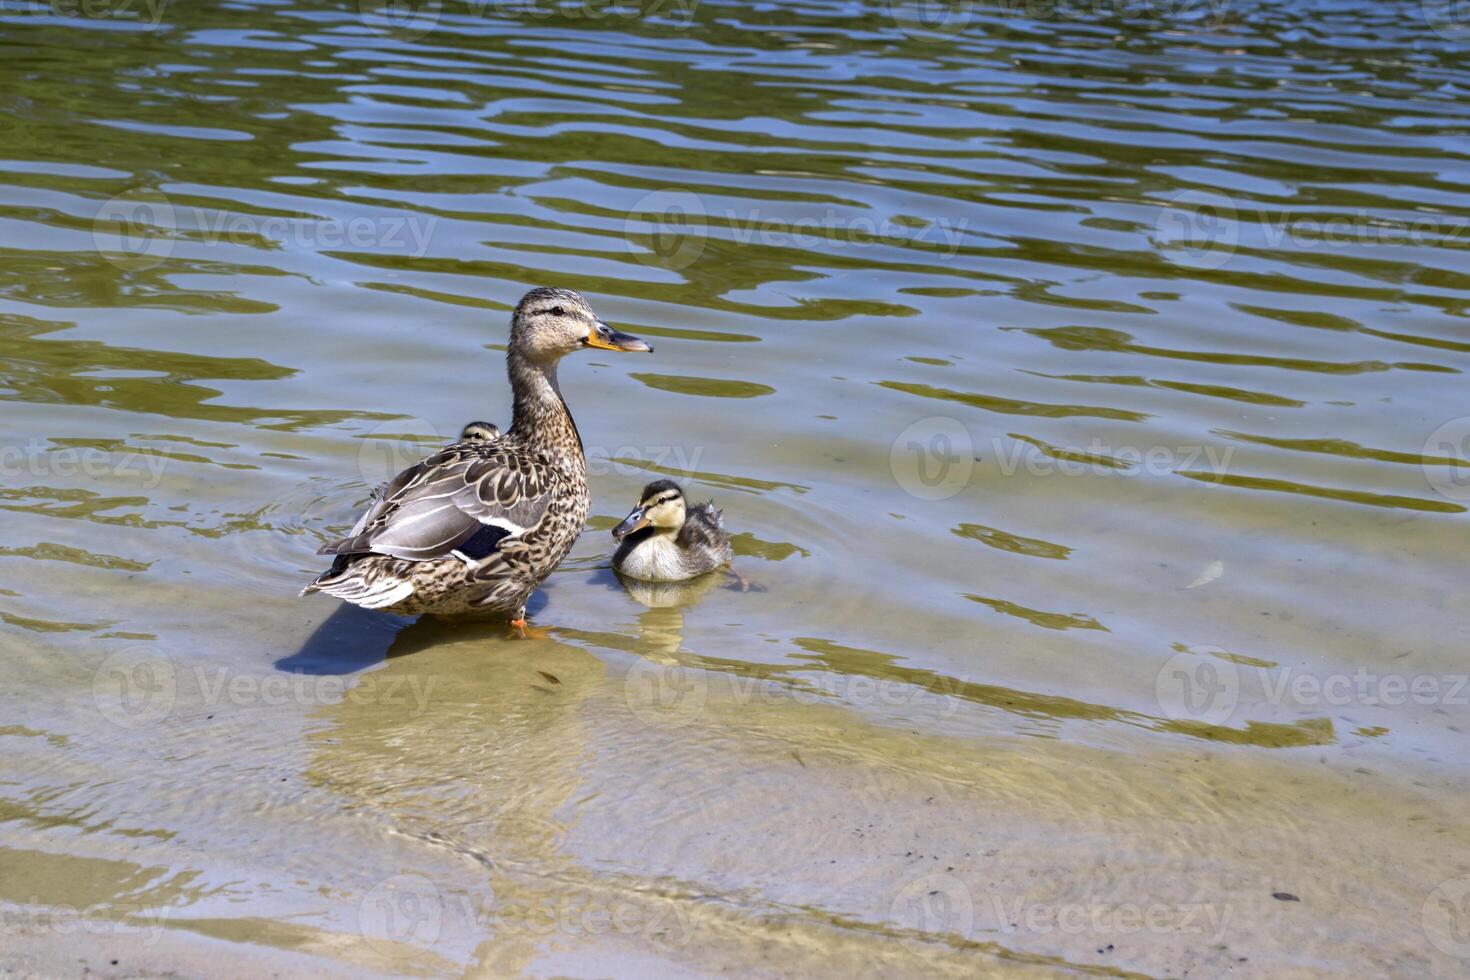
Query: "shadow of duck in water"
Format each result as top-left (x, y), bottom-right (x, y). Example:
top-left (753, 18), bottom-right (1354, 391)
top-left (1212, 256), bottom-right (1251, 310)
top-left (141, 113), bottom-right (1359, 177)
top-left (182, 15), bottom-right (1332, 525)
top-left (274, 590), bottom-right (552, 676)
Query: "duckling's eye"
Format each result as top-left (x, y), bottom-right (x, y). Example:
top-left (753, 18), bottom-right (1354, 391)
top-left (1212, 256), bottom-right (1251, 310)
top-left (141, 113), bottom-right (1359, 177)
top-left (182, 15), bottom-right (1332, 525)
top-left (549, 305), bottom-right (566, 317)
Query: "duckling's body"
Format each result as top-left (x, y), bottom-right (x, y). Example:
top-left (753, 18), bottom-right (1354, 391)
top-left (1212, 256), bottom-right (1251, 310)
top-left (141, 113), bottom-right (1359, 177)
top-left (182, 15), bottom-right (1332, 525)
top-left (611, 480), bottom-right (733, 582)
top-left (302, 288), bottom-right (651, 622)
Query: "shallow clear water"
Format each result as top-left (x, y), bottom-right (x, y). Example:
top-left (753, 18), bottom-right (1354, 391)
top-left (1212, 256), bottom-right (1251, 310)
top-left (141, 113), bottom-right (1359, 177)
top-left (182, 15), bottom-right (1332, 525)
top-left (2, 0), bottom-right (1470, 975)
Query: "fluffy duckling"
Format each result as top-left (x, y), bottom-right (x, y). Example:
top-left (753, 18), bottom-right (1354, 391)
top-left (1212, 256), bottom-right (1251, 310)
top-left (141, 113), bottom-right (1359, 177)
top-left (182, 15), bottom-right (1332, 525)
top-left (611, 479), bottom-right (733, 582)
top-left (459, 421), bottom-right (500, 444)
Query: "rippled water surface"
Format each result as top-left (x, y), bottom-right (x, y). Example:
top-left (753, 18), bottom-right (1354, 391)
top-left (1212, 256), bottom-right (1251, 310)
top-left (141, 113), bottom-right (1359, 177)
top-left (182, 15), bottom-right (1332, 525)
top-left (3, 0), bottom-right (1470, 975)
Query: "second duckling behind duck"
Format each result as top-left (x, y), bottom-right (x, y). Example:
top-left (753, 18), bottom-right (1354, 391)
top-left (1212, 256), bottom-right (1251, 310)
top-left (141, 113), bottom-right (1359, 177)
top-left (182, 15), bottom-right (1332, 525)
top-left (611, 479), bottom-right (733, 582)
top-left (459, 421), bottom-right (500, 445)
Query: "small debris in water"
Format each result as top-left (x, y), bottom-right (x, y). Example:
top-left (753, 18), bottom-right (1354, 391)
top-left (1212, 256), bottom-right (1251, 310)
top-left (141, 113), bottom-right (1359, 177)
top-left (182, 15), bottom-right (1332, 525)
top-left (1187, 559), bottom-right (1224, 588)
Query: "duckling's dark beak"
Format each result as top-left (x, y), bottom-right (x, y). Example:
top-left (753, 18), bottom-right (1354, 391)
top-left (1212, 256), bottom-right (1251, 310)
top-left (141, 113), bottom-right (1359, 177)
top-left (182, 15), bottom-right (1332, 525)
top-left (586, 320), bottom-right (652, 353)
top-left (612, 505), bottom-right (650, 540)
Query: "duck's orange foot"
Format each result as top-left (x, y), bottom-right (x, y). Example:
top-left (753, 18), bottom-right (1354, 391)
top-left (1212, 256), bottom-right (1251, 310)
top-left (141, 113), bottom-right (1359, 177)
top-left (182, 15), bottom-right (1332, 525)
top-left (508, 617), bottom-right (552, 640)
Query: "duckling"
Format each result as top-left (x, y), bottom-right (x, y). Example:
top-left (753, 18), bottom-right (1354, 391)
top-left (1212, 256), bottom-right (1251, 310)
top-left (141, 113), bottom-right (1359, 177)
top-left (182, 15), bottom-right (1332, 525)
top-left (611, 480), bottom-right (733, 582)
top-left (458, 421), bottom-right (500, 445)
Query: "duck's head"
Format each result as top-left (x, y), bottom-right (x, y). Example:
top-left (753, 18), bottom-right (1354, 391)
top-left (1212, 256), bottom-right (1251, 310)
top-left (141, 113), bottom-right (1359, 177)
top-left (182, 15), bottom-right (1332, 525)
top-left (460, 421), bottom-right (500, 444)
top-left (510, 287), bottom-right (652, 364)
top-left (612, 479), bottom-right (686, 540)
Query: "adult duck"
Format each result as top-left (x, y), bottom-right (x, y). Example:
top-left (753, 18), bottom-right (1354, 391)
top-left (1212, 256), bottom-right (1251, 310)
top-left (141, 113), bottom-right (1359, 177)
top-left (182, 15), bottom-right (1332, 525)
top-left (302, 287), bottom-right (651, 628)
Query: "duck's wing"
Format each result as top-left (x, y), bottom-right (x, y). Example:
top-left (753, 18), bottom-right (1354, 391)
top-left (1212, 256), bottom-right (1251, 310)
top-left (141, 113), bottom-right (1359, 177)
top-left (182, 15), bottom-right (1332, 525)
top-left (321, 443), bottom-right (559, 562)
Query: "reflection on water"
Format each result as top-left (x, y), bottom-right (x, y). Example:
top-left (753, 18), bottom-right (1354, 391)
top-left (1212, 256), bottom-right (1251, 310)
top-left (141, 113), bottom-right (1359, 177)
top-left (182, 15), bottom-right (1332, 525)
top-left (3, 0), bottom-right (1470, 974)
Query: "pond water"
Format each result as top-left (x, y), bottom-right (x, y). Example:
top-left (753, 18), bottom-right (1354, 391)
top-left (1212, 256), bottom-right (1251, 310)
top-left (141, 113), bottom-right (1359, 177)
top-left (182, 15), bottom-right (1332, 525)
top-left (2, 0), bottom-right (1469, 975)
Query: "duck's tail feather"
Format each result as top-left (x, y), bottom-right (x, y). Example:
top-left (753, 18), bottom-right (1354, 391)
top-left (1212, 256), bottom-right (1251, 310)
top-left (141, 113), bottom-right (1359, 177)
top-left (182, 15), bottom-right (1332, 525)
top-left (299, 555), bottom-right (415, 610)
top-left (693, 501), bottom-right (725, 529)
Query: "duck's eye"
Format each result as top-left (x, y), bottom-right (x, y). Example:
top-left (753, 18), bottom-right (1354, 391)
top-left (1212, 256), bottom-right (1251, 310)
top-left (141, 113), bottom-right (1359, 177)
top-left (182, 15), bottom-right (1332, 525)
top-left (549, 305), bottom-right (566, 317)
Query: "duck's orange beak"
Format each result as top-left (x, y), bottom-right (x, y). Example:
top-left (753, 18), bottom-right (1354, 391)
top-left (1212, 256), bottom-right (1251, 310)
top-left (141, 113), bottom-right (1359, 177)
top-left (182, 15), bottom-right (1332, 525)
top-left (587, 320), bottom-right (652, 353)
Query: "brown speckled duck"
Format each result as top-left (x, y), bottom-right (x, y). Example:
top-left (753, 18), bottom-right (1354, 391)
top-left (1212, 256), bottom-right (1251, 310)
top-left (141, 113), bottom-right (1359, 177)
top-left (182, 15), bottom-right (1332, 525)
top-left (302, 287), bottom-right (652, 628)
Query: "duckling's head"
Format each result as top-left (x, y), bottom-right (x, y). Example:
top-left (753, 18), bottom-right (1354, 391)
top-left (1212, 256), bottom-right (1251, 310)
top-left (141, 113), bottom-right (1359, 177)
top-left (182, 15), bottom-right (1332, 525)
top-left (611, 479), bottom-right (686, 540)
top-left (510, 287), bottom-right (652, 364)
top-left (460, 421), bottom-right (500, 444)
